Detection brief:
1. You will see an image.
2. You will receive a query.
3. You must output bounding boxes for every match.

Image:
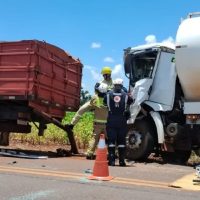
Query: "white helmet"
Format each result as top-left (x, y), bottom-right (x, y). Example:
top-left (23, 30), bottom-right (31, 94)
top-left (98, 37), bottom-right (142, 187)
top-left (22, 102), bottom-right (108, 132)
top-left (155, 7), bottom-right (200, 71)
top-left (98, 83), bottom-right (108, 93)
top-left (113, 78), bottom-right (123, 85)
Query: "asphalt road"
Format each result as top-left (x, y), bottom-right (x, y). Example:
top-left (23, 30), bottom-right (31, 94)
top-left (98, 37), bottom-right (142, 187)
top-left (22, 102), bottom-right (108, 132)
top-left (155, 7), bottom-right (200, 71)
top-left (0, 154), bottom-right (199, 200)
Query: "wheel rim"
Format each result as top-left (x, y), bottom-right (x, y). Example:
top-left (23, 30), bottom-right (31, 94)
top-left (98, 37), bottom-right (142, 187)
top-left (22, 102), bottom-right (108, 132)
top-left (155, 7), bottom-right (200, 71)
top-left (126, 130), bottom-right (142, 149)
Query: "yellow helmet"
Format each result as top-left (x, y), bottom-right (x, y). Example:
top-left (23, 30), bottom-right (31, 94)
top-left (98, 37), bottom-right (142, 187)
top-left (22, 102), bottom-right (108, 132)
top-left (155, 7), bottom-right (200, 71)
top-left (101, 66), bottom-right (112, 75)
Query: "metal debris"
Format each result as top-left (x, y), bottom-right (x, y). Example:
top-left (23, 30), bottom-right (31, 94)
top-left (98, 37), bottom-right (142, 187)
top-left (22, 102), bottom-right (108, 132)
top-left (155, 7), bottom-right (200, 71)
top-left (0, 148), bottom-right (48, 159)
top-left (193, 164), bottom-right (200, 185)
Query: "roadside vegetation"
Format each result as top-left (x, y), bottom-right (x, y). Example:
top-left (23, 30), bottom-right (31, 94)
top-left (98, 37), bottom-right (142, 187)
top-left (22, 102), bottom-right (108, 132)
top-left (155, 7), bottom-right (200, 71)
top-left (10, 112), bottom-right (94, 149)
top-left (10, 88), bottom-right (93, 149)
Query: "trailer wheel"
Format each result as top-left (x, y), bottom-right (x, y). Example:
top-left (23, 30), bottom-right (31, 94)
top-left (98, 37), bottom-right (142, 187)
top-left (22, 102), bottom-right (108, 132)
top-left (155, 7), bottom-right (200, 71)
top-left (0, 132), bottom-right (10, 146)
top-left (126, 119), bottom-right (154, 161)
top-left (161, 150), bottom-right (191, 165)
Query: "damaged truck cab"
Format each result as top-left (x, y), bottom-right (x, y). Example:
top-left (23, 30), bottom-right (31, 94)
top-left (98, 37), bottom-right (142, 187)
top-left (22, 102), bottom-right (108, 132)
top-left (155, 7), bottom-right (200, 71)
top-left (124, 13), bottom-right (200, 163)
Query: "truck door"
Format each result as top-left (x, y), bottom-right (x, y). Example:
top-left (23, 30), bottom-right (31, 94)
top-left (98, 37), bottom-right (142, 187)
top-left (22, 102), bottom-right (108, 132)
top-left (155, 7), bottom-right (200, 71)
top-left (147, 52), bottom-right (176, 111)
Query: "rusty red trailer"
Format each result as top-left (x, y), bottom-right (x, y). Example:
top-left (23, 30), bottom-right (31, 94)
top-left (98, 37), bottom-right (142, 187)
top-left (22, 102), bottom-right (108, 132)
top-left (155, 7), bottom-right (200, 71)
top-left (0, 40), bottom-right (82, 117)
top-left (0, 40), bottom-right (83, 153)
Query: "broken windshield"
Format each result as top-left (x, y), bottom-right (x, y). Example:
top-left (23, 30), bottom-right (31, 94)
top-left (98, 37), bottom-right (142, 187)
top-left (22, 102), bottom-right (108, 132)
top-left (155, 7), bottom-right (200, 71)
top-left (129, 50), bottom-right (158, 84)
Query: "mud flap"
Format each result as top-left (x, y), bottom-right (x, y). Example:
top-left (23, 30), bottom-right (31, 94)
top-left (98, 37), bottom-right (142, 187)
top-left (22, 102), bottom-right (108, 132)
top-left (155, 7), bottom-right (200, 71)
top-left (0, 132), bottom-right (10, 146)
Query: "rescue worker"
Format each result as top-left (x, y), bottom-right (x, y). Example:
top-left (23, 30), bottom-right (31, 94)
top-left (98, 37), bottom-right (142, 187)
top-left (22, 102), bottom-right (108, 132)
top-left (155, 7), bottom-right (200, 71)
top-left (97, 66), bottom-right (113, 91)
top-left (97, 66), bottom-right (127, 92)
top-left (68, 83), bottom-right (109, 159)
top-left (104, 78), bottom-right (133, 166)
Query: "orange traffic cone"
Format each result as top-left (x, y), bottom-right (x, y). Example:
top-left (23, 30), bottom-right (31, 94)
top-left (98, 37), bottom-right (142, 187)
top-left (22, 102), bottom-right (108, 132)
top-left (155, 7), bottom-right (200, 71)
top-left (88, 134), bottom-right (113, 181)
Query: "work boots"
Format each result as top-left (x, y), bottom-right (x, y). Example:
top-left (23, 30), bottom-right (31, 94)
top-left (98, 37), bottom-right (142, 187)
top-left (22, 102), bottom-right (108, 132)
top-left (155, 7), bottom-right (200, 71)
top-left (108, 147), bottom-right (115, 166)
top-left (118, 147), bottom-right (126, 167)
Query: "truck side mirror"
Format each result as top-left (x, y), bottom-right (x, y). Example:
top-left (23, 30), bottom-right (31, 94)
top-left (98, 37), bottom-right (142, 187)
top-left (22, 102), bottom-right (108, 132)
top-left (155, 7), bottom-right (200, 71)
top-left (124, 54), bottom-right (132, 74)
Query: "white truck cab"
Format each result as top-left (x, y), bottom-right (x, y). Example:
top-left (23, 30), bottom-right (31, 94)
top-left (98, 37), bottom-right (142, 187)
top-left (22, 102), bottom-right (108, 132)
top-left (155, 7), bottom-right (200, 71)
top-left (124, 13), bottom-right (200, 163)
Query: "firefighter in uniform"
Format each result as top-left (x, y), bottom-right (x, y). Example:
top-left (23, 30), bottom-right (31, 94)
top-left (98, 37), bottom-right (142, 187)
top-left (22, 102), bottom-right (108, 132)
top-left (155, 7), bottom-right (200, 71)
top-left (69, 83), bottom-right (109, 159)
top-left (98, 66), bottom-right (128, 92)
top-left (104, 78), bottom-right (133, 166)
top-left (98, 66), bottom-right (113, 91)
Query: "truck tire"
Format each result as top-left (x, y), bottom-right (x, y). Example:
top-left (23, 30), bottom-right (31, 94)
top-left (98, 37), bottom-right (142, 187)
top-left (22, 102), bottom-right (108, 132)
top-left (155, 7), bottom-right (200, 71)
top-left (0, 132), bottom-right (10, 146)
top-left (126, 119), bottom-right (154, 161)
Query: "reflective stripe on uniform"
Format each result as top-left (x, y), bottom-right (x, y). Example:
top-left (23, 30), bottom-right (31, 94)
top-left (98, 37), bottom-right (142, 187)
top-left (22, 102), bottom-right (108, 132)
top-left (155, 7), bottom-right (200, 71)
top-left (107, 93), bottom-right (111, 112)
top-left (125, 94), bottom-right (128, 110)
top-left (118, 145), bottom-right (126, 148)
top-left (94, 119), bottom-right (107, 124)
top-left (108, 144), bottom-right (115, 147)
top-left (113, 93), bottom-right (122, 96)
top-left (94, 122), bottom-right (106, 125)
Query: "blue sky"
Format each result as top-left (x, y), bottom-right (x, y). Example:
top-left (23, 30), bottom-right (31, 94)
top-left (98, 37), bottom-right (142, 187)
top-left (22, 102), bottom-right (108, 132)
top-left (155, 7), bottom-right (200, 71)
top-left (0, 0), bottom-right (199, 94)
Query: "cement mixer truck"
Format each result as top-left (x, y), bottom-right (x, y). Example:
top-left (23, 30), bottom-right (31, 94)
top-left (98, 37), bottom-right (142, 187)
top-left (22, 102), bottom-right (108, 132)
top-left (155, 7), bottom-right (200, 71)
top-left (124, 12), bottom-right (200, 163)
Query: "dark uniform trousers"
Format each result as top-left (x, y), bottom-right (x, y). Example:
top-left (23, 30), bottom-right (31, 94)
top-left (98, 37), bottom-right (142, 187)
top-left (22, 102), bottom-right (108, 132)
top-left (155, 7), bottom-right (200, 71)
top-left (106, 116), bottom-right (127, 166)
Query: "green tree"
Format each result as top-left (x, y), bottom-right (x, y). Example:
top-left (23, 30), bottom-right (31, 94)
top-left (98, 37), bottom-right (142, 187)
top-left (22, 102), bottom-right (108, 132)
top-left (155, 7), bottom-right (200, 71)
top-left (80, 87), bottom-right (92, 105)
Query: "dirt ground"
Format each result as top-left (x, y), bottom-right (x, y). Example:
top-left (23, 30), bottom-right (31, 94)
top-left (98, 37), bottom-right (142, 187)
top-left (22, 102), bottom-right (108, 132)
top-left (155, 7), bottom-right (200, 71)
top-left (0, 139), bottom-right (86, 158)
top-left (1, 140), bottom-right (200, 166)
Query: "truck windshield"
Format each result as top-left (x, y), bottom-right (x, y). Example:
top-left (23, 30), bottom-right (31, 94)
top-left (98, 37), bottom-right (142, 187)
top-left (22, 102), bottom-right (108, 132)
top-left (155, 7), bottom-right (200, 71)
top-left (130, 51), bottom-right (157, 84)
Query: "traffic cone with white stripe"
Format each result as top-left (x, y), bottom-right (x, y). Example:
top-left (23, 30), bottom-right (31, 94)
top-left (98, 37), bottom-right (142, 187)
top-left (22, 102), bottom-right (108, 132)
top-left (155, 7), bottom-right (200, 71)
top-left (88, 134), bottom-right (113, 181)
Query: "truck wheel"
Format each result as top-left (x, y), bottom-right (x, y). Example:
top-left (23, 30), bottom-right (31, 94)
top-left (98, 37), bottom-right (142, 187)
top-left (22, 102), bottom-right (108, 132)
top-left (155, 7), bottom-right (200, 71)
top-left (126, 119), bottom-right (154, 161)
top-left (161, 150), bottom-right (191, 165)
top-left (194, 149), bottom-right (200, 157)
top-left (0, 132), bottom-right (10, 146)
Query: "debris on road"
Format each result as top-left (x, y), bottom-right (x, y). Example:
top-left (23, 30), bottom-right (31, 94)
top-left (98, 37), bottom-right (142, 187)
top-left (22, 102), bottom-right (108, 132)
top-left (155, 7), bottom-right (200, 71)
top-left (84, 169), bottom-right (93, 174)
top-left (56, 148), bottom-right (72, 157)
top-left (193, 165), bottom-right (200, 185)
top-left (0, 148), bottom-right (48, 159)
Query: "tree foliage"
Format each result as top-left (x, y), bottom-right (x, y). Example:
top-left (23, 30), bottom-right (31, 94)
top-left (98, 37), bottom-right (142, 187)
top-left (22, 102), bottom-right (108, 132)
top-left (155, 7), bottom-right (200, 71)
top-left (80, 87), bottom-right (92, 105)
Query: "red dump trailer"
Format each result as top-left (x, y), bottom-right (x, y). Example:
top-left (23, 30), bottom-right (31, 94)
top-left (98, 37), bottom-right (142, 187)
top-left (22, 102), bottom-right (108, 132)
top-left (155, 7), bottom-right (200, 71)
top-left (0, 40), bottom-right (82, 153)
